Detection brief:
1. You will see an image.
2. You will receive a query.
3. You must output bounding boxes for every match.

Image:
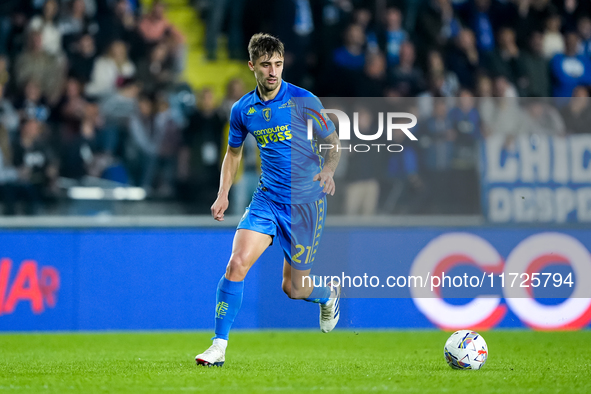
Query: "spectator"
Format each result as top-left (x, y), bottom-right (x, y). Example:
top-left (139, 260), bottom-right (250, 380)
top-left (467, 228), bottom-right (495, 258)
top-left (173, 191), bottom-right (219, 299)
top-left (370, 7), bottom-right (408, 67)
top-left (178, 87), bottom-right (224, 211)
top-left (136, 43), bottom-right (174, 95)
top-left (448, 89), bottom-right (482, 142)
top-left (448, 89), bottom-right (482, 168)
top-left (577, 16), bottom-right (591, 58)
top-left (480, 77), bottom-right (528, 138)
top-left (85, 40), bottom-right (136, 98)
top-left (57, 77), bottom-right (88, 130)
top-left (68, 33), bottom-right (97, 83)
top-left (416, 98), bottom-right (456, 212)
top-left (204, 0), bottom-right (245, 60)
top-left (98, 78), bottom-right (140, 154)
top-left (344, 106), bottom-right (381, 215)
top-left (28, 0), bottom-right (63, 57)
top-left (14, 32), bottom-right (65, 104)
top-left (0, 0), bottom-right (20, 56)
top-left (0, 55), bottom-right (9, 86)
top-left (137, 0), bottom-right (184, 46)
top-left (59, 103), bottom-right (102, 180)
top-left (15, 80), bottom-right (51, 123)
top-left (561, 86), bottom-right (591, 134)
top-left (3, 5), bottom-right (29, 60)
top-left (415, 0), bottom-right (460, 57)
top-left (493, 75), bottom-right (518, 97)
top-left (542, 14), bottom-right (565, 59)
top-left (524, 98), bottom-right (565, 135)
top-left (489, 27), bottom-right (524, 88)
top-left (332, 24), bottom-right (366, 71)
top-left (59, 0), bottom-right (99, 54)
top-left (0, 83), bottom-right (19, 137)
top-left (463, 0), bottom-right (496, 54)
top-left (127, 93), bottom-right (157, 186)
top-left (421, 98), bottom-right (454, 171)
top-left (446, 28), bottom-right (483, 91)
top-left (274, 0), bottom-right (314, 86)
top-left (476, 73), bottom-right (493, 97)
top-left (354, 52), bottom-right (388, 97)
top-left (215, 79), bottom-right (257, 215)
top-left (388, 41), bottom-right (425, 97)
top-left (476, 74), bottom-right (494, 138)
top-left (382, 117), bottom-right (423, 214)
top-left (6, 119), bottom-right (56, 215)
top-left (218, 78), bottom-right (245, 121)
top-left (425, 50), bottom-right (459, 97)
top-left (519, 30), bottom-right (551, 97)
top-left (325, 23), bottom-right (366, 96)
top-left (77, 0), bottom-right (97, 18)
top-left (448, 88), bottom-right (482, 212)
top-left (96, 0), bottom-right (140, 55)
top-left (515, 0), bottom-right (557, 41)
top-left (550, 32), bottom-right (591, 97)
top-left (141, 92), bottom-right (181, 197)
top-left (0, 122), bottom-right (18, 213)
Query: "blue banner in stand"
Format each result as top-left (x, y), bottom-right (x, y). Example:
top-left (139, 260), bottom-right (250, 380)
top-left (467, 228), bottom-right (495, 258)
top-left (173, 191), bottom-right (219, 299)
top-left (0, 228), bottom-right (590, 331)
top-left (480, 134), bottom-right (591, 223)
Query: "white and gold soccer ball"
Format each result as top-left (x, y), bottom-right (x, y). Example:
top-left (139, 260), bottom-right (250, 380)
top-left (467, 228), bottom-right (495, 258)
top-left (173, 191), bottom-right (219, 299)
top-left (443, 330), bottom-right (488, 370)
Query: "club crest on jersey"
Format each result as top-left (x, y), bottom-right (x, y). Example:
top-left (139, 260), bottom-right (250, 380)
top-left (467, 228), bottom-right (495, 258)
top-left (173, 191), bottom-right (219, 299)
top-left (262, 107), bottom-right (272, 122)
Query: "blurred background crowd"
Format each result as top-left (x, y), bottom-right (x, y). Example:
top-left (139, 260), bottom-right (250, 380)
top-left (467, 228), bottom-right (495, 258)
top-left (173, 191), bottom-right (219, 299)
top-left (0, 0), bottom-right (590, 216)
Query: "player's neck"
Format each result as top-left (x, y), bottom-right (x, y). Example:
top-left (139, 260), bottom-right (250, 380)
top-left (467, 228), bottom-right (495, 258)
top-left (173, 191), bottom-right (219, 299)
top-left (257, 79), bottom-right (282, 102)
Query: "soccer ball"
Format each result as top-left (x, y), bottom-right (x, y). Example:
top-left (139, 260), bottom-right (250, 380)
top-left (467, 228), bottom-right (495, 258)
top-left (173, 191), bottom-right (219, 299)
top-left (443, 330), bottom-right (488, 370)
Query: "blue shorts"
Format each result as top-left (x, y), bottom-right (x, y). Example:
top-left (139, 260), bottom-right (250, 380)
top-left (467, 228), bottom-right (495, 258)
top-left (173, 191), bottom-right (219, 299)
top-left (237, 189), bottom-right (326, 270)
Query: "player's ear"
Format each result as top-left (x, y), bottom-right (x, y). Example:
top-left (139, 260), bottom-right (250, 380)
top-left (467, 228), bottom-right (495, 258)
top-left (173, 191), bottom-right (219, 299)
top-left (248, 61), bottom-right (254, 71)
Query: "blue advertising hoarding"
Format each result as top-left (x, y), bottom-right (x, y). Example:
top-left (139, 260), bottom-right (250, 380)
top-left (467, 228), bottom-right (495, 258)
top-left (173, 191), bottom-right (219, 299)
top-left (0, 227), bottom-right (590, 331)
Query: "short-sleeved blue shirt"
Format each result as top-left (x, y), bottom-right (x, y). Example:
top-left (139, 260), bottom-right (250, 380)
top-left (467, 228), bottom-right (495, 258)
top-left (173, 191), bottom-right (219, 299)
top-left (228, 80), bottom-right (335, 204)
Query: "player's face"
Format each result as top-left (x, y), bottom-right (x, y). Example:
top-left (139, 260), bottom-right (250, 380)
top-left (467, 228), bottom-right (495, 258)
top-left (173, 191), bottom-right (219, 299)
top-left (249, 53), bottom-right (284, 93)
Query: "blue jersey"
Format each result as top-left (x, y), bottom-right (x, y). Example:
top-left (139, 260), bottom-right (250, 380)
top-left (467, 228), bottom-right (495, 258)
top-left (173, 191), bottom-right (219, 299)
top-left (228, 81), bottom-right (335, 204)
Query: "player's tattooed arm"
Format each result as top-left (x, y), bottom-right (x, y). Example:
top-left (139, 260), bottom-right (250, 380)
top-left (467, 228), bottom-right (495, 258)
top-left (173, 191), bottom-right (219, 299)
top-left (321, 131), bottom-right (341, 173)
top-left (313, 131), bottom-right (340, 195)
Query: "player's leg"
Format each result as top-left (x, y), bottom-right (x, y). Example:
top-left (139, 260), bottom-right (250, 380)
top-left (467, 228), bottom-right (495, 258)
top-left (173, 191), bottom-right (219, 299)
top-left (216, 228), bottom-right (272, 336)
top-left (281, 258), bottom-right (328, 302)
top-left (196, 228), bottom-right (272, 367)
top-left (281, 257), bottom-right (341, 333)
top-left (278, 196), bottom-right (341, 332)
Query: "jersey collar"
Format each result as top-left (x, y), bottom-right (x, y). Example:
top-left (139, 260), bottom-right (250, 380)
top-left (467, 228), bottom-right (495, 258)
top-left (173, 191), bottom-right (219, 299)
top-left (250, 80), bottom-right (288, 106)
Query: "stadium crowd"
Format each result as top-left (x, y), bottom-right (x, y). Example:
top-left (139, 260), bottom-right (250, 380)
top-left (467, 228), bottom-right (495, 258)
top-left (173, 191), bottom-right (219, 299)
top-left (0, 0), bottom-right (590, 215)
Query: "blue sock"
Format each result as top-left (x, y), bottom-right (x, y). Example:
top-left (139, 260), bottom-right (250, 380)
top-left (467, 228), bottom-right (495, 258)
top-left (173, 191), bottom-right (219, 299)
top-left (213, 276), bottom-right (244, 340)
top-left (304, 275), bottom-right (331, 304)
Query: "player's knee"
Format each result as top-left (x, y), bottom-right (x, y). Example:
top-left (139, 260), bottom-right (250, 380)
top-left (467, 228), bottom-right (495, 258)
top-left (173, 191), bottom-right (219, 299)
top-left (226, 255), bottom-right (249, 281)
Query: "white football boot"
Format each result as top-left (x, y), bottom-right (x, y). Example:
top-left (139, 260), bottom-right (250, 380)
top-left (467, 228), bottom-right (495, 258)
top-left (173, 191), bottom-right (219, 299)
top-left (319, 282), bottom-right (341, 333)
top-left (195, 344), bottom-right (225, 367)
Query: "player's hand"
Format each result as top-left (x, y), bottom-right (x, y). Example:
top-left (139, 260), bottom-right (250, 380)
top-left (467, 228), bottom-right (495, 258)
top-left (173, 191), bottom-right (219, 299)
top-left (211, 195), bottom-right (229, 221)
top-left (313, 169), bottom-right (336, 196)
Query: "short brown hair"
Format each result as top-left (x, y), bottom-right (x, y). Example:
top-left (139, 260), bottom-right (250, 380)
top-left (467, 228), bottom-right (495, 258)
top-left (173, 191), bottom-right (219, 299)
top-left (248, 33), bottom-right (284, 63)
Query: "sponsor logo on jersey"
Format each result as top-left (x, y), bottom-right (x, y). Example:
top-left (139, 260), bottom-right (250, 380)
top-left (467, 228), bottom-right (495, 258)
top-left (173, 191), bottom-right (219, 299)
top-left (252, 124), bottom-right (292, 147)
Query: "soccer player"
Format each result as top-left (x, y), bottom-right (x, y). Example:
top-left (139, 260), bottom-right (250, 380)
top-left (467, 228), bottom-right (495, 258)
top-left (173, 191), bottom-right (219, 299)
top-left (195, 33), bottom-right (342, 367)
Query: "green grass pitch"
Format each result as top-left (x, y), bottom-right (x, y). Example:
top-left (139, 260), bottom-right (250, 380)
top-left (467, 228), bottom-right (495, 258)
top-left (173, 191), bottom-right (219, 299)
top-left (0, 330), bottom-right (589, 393)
